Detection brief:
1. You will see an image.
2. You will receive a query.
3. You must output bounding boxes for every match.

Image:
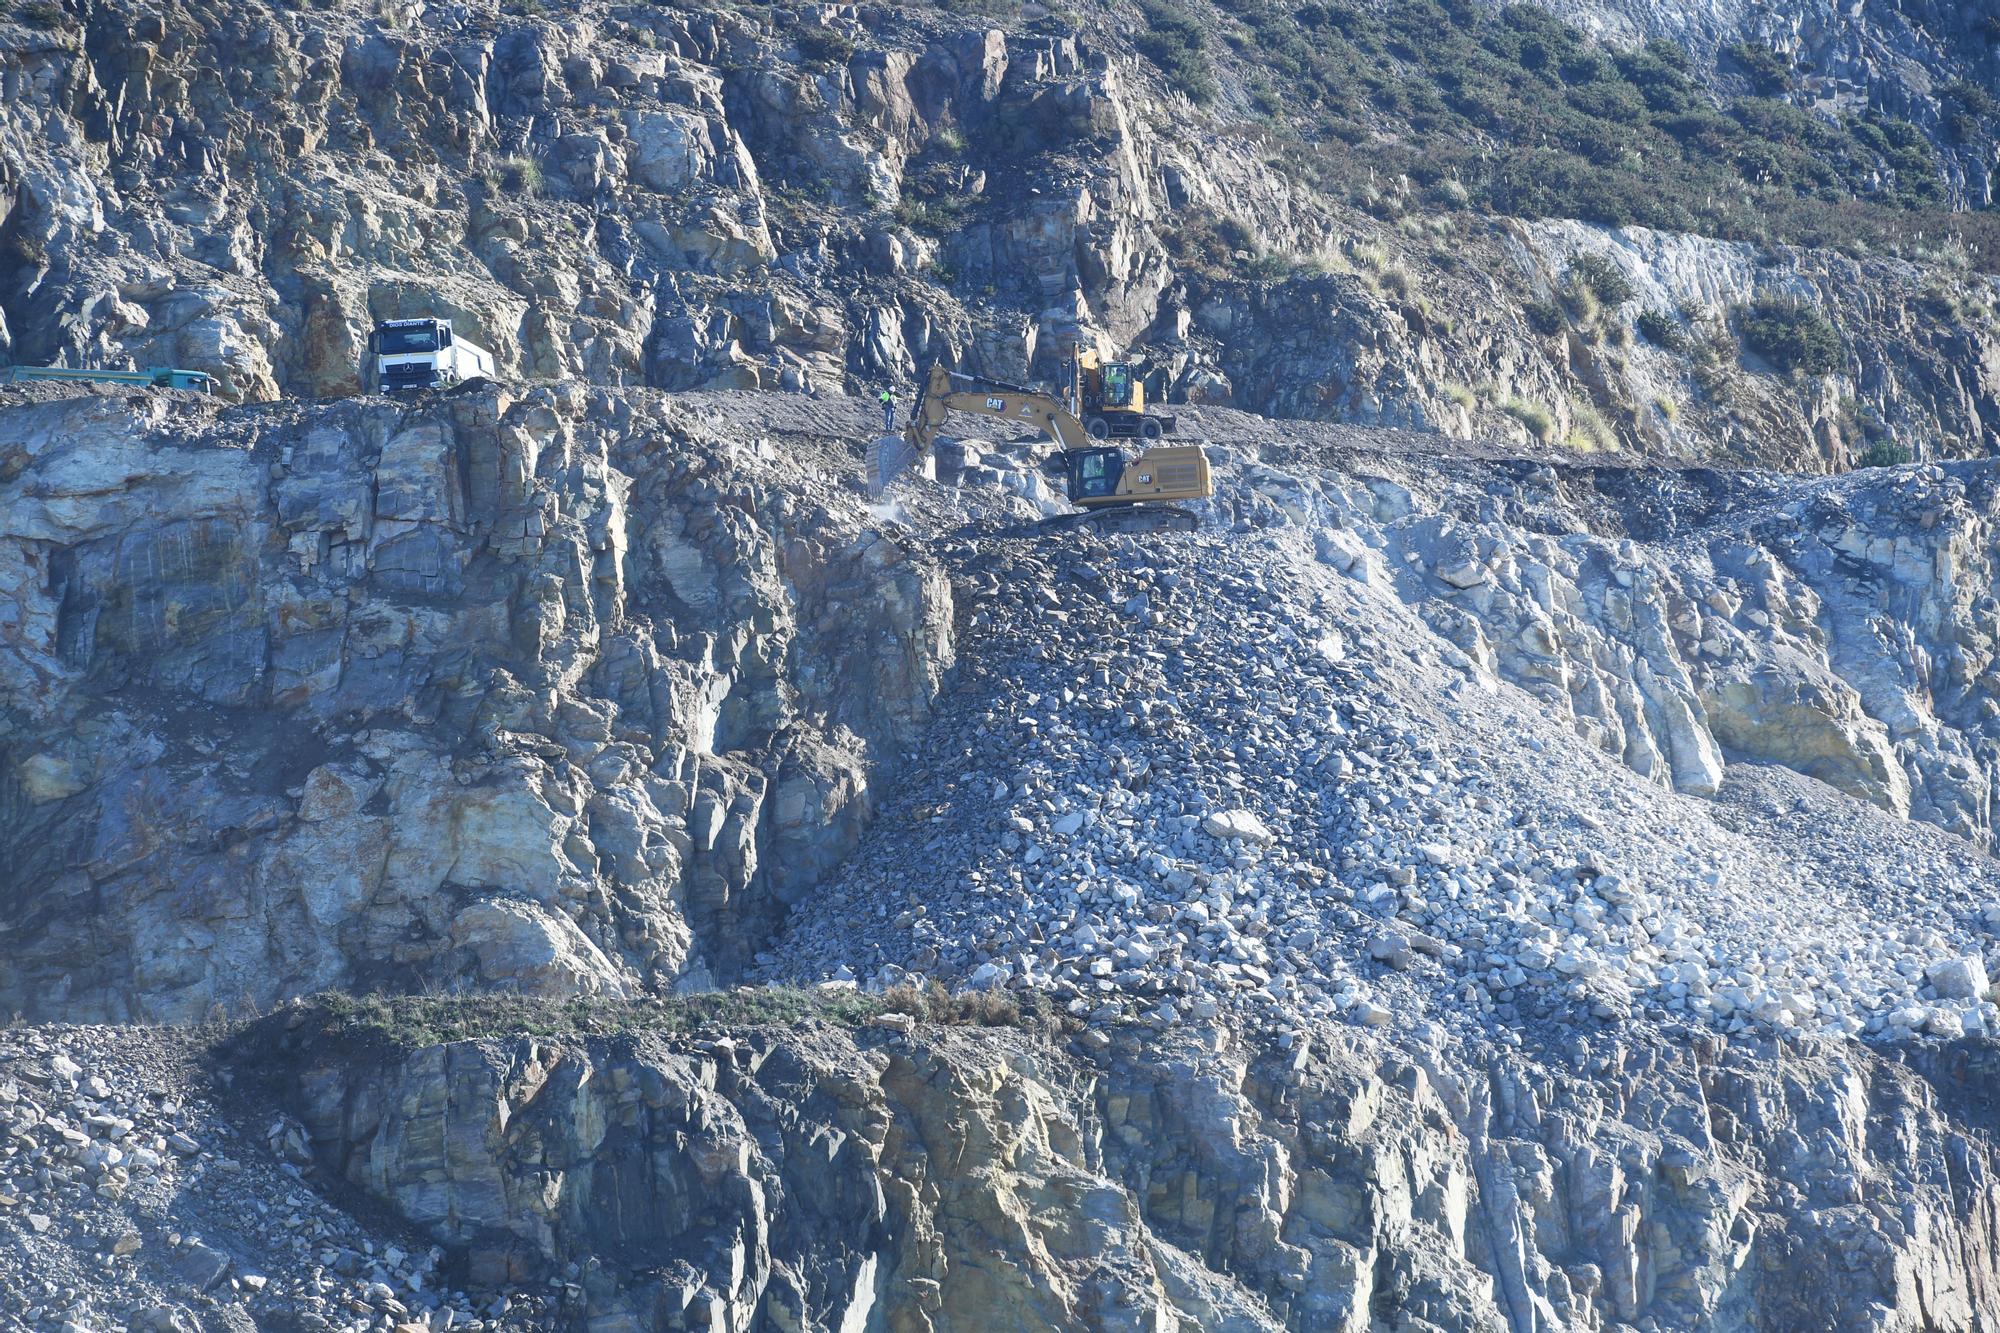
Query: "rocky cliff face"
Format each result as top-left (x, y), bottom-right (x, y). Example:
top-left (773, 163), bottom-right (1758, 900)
top-left (10, 997), bottom-right (2000, 1332)
top-left (17, 386), bottom-right (2000, 1032)
top-left (1250, 445), bottom-right (2000, 845)
top-left (0, 383), bottom-right (951, 1021)
top-left (268, 1002), bottom-right (2000, 1333)
top-left (14, 379), bottom-right (2000, 1327)
top-left (6, 0), bottom-right (2000, 470)
top-left (15, 0), bottom-right (2000, 1329)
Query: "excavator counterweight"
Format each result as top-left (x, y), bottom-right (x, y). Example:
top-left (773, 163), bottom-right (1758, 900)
top-left (871, 358), bottom-right (1211, 535)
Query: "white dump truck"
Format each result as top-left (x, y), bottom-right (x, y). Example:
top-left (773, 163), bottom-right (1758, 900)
top-left (365, 317), bottom-right (494, 394)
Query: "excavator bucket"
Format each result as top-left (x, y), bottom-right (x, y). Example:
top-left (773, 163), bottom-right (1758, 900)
top-left (867, 434), bottom-right (920, 497)
top-left (866, 435), bottom-right (912, 497)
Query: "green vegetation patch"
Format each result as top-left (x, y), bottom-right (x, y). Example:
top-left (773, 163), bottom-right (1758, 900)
top-left (1196, 1), bottom-right (1983, 264)
top-left (1636, 307), bottom-right (1690, 353)
top-left (891, 132), bottom-right (984, 232)
top-left (1522, 299), bottom-right (1565, 335)
top-left (1724, 40), bottom-right (1793, 95)
top-left (1858, 441), bottom-right (1913, 468)
top-left (894, 190), bottom-right (971, 233)
top-left (1737, 294), bottom-right (1843, 374)
top-left (1500, 395), bottom-right (1556, 440)
top-left (1137, 1), bottom-right (1218, 105)
top-left (793, 21), bottom-right (857, 67)
top-left (497, 155), bottom-right (542, 195)
top-left (1566, 252), bottom-right (1635, 308)
top-left (12, 0), bottom-right (65, 26)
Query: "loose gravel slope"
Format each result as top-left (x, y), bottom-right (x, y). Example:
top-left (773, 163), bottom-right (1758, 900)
top-left (768, 440), bottom-right (2000, 1051)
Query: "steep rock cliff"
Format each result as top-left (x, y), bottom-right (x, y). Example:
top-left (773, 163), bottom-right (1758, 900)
top-left (0, 383), bottom-right (951, 1020)
top-left (7, 0), bottom-right (2000, 468)
top-left (270, 1001), bottom-right (2000, 1333)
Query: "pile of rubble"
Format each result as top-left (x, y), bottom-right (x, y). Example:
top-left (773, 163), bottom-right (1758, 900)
top-left (770, 456), bottom-right (2000, 1050)
top-left (0, 1026), bottom-right (545, 1332)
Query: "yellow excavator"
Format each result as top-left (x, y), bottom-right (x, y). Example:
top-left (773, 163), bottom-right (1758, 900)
top-left (869, 350), bottom-right (1212, 534)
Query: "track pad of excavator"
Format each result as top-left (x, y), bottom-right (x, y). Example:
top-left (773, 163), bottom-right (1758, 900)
top-left (867, 435), bottom-right (923, 497)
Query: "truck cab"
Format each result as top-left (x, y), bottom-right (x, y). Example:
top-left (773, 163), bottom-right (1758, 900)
top-left (152, 369), bottom-right (216, 393)
top-left (367, 317), bottom-right (495, 393)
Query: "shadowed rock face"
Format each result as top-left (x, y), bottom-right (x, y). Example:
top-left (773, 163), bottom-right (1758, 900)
top-left (281, 1012), bottom-right (2000, 1333)
top-left (0, 384), bottom-right (952, 1021)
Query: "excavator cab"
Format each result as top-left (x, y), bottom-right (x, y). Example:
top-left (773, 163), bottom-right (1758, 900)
top-left (1070, 347), bottom-right (1168, 440)
top-left (1066, 447), bottom-right (1127, 501)
top-left (1100, 363), bottom-right (1135, 410)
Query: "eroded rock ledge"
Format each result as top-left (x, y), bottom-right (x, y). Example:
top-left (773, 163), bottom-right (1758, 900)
top-left (267, 1001), bottom-right (2000, 1333)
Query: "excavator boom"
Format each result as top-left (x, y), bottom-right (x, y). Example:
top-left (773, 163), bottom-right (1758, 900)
top-left (870, 363), bottom-right (1084, 495)
top-left (908, 363), bottom-right (1094, 452)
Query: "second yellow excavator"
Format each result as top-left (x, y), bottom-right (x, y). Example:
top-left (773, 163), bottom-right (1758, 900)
top-left (869, 351), bottom-right (1212, 534)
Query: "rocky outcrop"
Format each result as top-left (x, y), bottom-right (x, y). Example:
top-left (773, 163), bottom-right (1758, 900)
top-left (0, 0), bottom-right (1159, 402)
top-left (1237, 450), bottom-right (2000, 846)
top-left (0, 384), bottom-right (952, 1021)
top-left (281, 1007), bottom-right (2000, 1333)
top-left (12, 383), bottom-right (2000, 1031)
top-left (6, 0), bottom-right (2000, 470)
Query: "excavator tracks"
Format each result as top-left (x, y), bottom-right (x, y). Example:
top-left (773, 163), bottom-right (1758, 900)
top-left (1027, 505), bottom-right (1200, 537)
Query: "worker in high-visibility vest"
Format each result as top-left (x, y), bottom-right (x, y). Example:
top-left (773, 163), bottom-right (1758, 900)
top-left (879, 386), bottom-right (896, 432)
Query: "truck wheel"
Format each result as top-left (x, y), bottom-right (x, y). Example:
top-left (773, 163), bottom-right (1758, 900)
top-left (1140, 417), bottom-right (1164, 440)
top-left (1087, 417), bottom-right (1110, 440)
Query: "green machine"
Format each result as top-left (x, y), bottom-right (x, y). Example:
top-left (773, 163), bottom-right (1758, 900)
top-left (3, 365), bottom-right (216, 393)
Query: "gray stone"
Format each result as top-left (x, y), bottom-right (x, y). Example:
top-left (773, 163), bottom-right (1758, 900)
top-left (173, 1241), bottom-right (231, 1290)
top-left (1927, 956), bottom-right (1989, 1001)
top-left (1202, 810), bottom-right (1275, 845)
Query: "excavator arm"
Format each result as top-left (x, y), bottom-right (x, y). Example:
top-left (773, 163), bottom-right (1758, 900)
top-left (869, 363), bottom-right (1092, 495)
top-left (905, 362), bottom-right (1094, 453)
